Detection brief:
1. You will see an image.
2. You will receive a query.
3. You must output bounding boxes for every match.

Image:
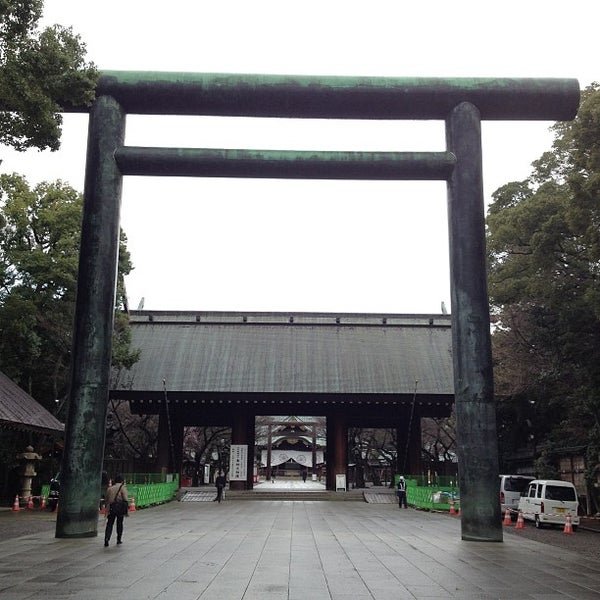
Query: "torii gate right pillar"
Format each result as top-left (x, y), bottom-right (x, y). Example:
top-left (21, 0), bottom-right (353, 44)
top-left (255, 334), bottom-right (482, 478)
top-left (446, 102), bottom-right (500, 541)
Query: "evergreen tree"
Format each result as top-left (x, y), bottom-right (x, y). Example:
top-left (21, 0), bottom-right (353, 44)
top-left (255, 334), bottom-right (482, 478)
top-left (487, 84), bottom-right (600, 511)
top-left (0, 173), bottom-right (138, 413)
top-left (0, 0), bottom-right (97, 151)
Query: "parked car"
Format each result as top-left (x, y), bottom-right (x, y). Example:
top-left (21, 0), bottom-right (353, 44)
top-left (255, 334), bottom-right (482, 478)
top-left (499, 474), bottom-right (534, 518)
top-left (517, 479), bottom-right (580, 530)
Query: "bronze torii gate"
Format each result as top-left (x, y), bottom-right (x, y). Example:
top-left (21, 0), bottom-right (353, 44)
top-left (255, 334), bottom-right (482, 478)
top-left (55, 72), bottom-right (579, 542)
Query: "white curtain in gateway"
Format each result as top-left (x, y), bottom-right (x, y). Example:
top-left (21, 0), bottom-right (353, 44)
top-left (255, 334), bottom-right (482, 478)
top-left (261, 449), bottom-right (324, 467)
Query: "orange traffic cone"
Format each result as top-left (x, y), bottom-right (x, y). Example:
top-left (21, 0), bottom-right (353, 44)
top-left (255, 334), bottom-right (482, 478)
top-left (40, 495), bottom-right (46, 510)
top-left (503, 509), bottom-right (512, 526)
top-left (563, 514), bottom-right (574, 534)
top-left (12, 495), bottom-right (20, 511)
top-left (129, 497), bottom-right (136, 512)
top-left (515, 510), bottom-right (525, 530)
top-left (27, 495), bottom-right (34, 510)
top-left (99, 501), bottom-right (106, 515)
top-left (457, 504), bottom-right (461, 517)
top-left (449, 500), bottom-right (456, 515)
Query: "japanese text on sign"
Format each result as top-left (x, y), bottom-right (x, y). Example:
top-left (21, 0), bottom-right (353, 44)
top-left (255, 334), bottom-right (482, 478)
top-left (229, 444), bottom-right (248, 481)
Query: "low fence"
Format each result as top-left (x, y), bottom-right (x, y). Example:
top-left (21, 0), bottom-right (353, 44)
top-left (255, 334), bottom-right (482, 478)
top-left (395, 476), bottom-right (460, 512)
top-left (127, 475), bottom-right (179, 508)
top-left (40, 474), bottom-right (179, 509)
top-left (122, 473), bottom-right (172, 485)
top-left (41, 474), bottom-right (459, 512)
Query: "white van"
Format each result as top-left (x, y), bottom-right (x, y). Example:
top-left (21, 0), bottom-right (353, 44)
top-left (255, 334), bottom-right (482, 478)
top-left (517, 479), bottom-right (580, 529)
top-left (499, 474), bottom-right (534, 518)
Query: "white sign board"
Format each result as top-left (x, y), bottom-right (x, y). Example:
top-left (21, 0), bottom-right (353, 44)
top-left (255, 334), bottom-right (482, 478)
top-left (336, 473), bottom-right (347, 491)
top-left (229, 444), bottom-right (248, 481)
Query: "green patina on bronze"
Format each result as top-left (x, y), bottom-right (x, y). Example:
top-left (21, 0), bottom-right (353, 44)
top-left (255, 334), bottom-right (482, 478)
top-left (115, 147), bottom-right (456, 180)
top-left (57, 71), bottom-right (580, 542)
top-left (58, 71), bottom-right (581, 121)
top-left (56, 95), bottom-right (125, 538)
top-left (446, 101), bottom-right (502, 542)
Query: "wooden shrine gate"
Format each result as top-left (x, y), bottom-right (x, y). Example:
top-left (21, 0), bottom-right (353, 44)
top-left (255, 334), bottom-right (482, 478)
top-left (110, 310), bottom-right (455, 493)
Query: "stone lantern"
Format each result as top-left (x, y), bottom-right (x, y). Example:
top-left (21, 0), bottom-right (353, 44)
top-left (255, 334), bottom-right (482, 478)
top-left (16, 445), bottom-right (41, 503)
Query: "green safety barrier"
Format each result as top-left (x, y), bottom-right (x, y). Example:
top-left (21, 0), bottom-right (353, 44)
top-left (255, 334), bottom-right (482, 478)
top-left (408, 475), bottom-right (459, 488)
top-left (394, 476), bottom-right (460, 512)
top-left (40, 474), bottom-right (179, 509)
top-left (126, 475), bottom-right (179, 509)
top-left (123, 473), bottom-right (171, 485)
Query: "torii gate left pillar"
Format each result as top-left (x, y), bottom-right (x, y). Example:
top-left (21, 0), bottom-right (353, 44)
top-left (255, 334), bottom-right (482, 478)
top-left (55, 96), bottom-right (125, 538)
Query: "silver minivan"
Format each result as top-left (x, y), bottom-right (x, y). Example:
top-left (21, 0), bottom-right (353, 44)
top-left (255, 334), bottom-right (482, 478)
top-left (499, 474), bottom-right (534, 518)
top-left (517, 479), bottom-right (580, 529)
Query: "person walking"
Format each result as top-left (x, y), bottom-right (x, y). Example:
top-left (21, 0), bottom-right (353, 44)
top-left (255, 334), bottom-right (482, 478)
top-left (397, 475), bottom-right (408, 509)
top-left (214, 471), bottom-right (226, 503)
top-left (104, 475), bottom-right (128, 546)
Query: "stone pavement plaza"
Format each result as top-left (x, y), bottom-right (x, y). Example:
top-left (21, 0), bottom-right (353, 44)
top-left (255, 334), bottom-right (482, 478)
top-left (1, 494), bottom-right (599, 600)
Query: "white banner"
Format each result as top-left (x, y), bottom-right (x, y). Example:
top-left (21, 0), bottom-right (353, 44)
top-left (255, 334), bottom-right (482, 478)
top-left (261, 449), bottom-right (324, 467)
top-left (229, 444), bottom-right (248, 481)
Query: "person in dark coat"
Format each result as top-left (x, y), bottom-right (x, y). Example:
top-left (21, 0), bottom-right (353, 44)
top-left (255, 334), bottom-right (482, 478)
top-left (214, 471), bottom-right (226, 503)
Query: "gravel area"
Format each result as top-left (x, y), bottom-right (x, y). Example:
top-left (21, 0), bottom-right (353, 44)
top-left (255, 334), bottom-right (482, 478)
top-left (503, 516), bottom-right (600, 561)
top-left (0, 508), bottom-right (59, 540)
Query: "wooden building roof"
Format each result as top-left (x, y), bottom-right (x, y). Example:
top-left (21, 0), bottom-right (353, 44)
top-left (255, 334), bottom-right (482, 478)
top-left (112, 311), bottom-right (454, 397)
top-left (0, 371), bottom-right (64, 434)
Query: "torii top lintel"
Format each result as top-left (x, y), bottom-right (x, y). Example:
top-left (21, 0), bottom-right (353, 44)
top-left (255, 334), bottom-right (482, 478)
top-left (67, 71), bottom-right (579, 121)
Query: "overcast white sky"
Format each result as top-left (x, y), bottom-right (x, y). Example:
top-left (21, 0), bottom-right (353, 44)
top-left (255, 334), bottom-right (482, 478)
top-left (1, 1), bottom-right (598, 314)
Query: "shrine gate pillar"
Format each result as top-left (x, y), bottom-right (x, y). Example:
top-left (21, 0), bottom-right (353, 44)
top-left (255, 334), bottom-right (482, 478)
top-left (230, 410), bottom-right (254, 490)
top-left (326, 411), bottom-right (348, 491)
